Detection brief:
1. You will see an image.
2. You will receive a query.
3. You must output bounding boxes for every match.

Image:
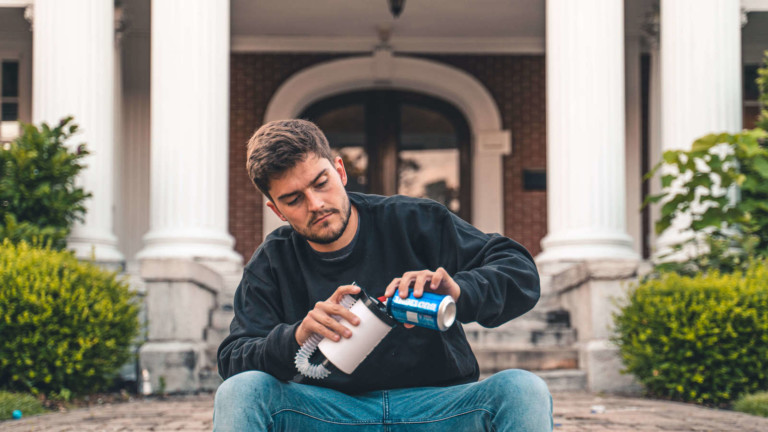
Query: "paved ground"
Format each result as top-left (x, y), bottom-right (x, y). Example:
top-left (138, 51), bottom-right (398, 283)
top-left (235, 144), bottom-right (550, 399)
top-left (2, 391), bottom-right (768, 431)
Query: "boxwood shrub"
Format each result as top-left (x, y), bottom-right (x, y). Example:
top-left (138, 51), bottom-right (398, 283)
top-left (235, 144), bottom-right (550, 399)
top-left (613, 260), bottom-right (768, 406)
top-left (0, 240), bottom-right (140, 396)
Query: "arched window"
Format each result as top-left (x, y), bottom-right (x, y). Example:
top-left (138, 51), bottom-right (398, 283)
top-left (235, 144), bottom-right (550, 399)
top-left (301, 90), bottom-right (472, 221)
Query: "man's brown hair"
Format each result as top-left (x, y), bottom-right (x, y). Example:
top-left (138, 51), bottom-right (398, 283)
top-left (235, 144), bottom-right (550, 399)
top-left (246, 119), bottom-right (334, 199)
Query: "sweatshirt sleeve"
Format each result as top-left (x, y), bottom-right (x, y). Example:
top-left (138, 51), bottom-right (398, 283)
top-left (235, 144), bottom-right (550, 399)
top-left (217, 264), bottom-right (301, 381)
top-left (440, 209), bottom-right (541, 328)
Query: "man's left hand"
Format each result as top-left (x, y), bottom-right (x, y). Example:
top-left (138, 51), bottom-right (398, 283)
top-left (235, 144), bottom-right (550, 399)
top-left (384, 267), bottom-right (460, 328)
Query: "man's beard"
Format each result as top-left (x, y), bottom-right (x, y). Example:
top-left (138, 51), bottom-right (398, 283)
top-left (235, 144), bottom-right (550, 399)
top-left (293, 196), bottom-right (352, 245)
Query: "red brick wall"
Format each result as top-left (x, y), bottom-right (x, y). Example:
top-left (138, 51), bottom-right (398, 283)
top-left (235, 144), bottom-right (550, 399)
top-left (229, 54), bottom-right (351, 261)
top-left (229, 54), bottom-right (547, 261)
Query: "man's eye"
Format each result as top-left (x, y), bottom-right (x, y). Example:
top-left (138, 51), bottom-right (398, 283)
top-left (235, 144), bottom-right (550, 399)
top-left (287, 196), bottom-right (301, 206)
top-left (316, 180), bottom-right (328, 188)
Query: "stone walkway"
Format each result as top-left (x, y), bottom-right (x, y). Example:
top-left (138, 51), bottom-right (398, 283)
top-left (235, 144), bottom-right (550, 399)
top-left (2, 391), bottom-right (768, 431)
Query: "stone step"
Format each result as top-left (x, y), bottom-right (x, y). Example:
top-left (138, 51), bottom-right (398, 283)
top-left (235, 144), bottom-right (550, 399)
top-left (210, 307), bottom-right (234, 331)
top-left (473, 346), bottom-right (578, 372)
top-left (534, 369), bottom-right (587, 392)
top-left (530, 327), bottom-right (577, 347)
top-left (464, 324), bottom-right (576, 348)
top-left (205, 327), bottom-right (229, 350)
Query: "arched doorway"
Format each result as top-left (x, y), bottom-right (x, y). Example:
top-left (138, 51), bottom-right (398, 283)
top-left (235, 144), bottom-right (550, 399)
top-left (262, 53), bottom-right (511, 238)
top-left (300, 90), bottom-right (472, 221)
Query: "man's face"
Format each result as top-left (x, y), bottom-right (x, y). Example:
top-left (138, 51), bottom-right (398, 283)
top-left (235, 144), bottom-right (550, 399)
top-left (266, 154), bottom-right (353, 250)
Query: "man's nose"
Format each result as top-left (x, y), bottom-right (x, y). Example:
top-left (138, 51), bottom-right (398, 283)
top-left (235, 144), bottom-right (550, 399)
top-left (306, 191), bottom-right (324, 211)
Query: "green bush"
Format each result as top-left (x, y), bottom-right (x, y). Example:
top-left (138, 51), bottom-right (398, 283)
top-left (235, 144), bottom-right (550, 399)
top-left (756, 50), bottom-right (768, 131)
top-left (644, 128), bottom-right (768, 267)
top-left (0, 117), bottom-right (90, 249)
top-left (643, 52), bottom-right (768, 274)
top-left (613, 260), bottom-right (768, 406)
top-left (734, 391), bottom-right (768, 418)
top-left (0, 391), bottom-right (46, 420)
top-left (0, 240), bottom-right (140, 396)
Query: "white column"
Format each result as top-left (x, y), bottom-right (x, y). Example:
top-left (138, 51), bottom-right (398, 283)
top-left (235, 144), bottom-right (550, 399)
top-left (137, 0), bottom-right (239, 263)
top-left (655, 0), bottom-right (742, 255)
top-left (538, 0), bottom-right (638, 263)
top-left (32, 0), bottom-right (123, 263)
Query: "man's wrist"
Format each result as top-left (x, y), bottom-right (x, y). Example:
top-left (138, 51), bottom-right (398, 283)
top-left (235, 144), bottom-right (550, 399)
top-left (295, 324), bottom-right (306, 346)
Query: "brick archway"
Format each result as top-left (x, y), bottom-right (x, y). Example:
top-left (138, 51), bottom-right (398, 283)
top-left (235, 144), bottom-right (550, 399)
top-left (262, 51), bottom-right (511, 238)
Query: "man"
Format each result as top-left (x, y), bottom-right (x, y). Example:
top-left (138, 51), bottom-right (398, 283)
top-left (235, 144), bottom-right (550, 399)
top-left (214, 119), bottom-right (552, 431)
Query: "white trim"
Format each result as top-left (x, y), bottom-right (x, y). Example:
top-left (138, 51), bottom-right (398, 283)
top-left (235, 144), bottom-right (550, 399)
top-left (0, 0), bottom-right (32, 7)
top-left (742, 0), bottom-right (768, 12)
top-left (0, 42), bottom-right (32, 125)
top-left (262, 52), bottom-right (511, 239)
top-left (232, 35), bottom-right (545, 54)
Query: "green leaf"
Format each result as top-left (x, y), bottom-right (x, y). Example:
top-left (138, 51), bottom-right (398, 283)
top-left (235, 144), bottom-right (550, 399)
top-left (643, 193), bottom-right (666, 208)
top-left (663, 150), bottom-right (681, 165)
top-left (752, 156), bottom-right (768, 179)
top-left (691, 134), bottom-right (722, 153)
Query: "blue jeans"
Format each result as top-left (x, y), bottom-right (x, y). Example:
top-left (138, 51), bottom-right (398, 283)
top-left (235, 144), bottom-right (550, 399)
top-left (213, 369), bottom-right (553, 431)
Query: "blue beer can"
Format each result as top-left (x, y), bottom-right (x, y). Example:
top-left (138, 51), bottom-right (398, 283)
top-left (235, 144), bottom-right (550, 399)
top-left (386, 290), bottom-right (456, 331)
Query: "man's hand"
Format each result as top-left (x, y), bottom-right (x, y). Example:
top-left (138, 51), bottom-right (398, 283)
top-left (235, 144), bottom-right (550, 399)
top-left (295, 284), bottom-right (361, 346)
top-left (384, 267), bottom-right (461, 329)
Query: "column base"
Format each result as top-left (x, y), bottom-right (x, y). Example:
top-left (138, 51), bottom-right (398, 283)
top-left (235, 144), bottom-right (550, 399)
top-left (537, 230), bottom-right (639, 264)
top-left (68, 228), bottom-right (125, 264)
top-left (136, 228), bottom-right (242, 263)
top-left (580, 339), bottom-right (642, 394)
top-left (139, 341), bottom-right (208, 394)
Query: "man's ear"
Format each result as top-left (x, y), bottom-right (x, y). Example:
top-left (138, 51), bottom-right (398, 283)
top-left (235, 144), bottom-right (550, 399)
top-left (266, 200), bottom-right (287, 221)
top-left (334, 156), bottom-right (348, 186)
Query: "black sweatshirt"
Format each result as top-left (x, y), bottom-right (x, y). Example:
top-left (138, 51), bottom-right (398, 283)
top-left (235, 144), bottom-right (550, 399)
top-left (217, 193), bottom-right (540, 394)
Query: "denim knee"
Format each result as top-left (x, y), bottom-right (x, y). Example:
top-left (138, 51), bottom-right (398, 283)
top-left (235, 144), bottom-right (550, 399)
top-left (480, 369), bottom-right (552, 416)
top-left (482, 369), bottom-right (553, 431)
top-left (214, 371), bottom-right (285, 431)
top-left (215, 370), bottom-right (281, 413)
top-left (487, 369), bottom-right (551, 401)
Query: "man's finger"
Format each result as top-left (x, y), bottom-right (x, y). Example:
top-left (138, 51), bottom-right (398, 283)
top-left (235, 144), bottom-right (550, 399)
top-left (311, 307), bottom-right (354, 339)
top-left (430, 270), bottom-right (443, 290)
top-left (385, 278), bottom-right (401, 298)
top-left (331, 284), bottom-right (360, 302)
top-left (398, 274), bottom-right (413, 298)
top-left (413, 272), bottom-right (429, 298)
top-left (318, 302), bottom-right (360, 326)
top-left (306, 310), bottom-right (343, 341)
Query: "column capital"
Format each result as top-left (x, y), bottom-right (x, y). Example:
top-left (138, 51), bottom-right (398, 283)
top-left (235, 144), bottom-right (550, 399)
top-left (23, 5), bottom-right (32, 30)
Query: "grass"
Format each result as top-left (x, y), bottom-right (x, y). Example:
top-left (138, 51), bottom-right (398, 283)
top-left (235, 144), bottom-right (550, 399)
top-left (0, 391), bottom-right (47, 421)
top-left (734, 391), bottom-right (768, 418)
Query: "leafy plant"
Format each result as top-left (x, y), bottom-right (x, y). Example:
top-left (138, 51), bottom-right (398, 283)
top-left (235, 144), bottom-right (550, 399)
top-left (650, 230), bottom-right (760, 278)
top-left (756, 50), bottom-right (768, 131)
top-left (0, 117), bottom-right (90, 249)
top-left (0, 240), bottom-right (140, 397)
top-left (734, 391), bottom-right (768, 418)
top-left (613, 261), bottom-right (768, 406)
top-left (644, 128), bottom-right (768, 273)
top-left (643, 52), bottom-right (768, 275)
top-left (0, 391), bottom-right (46, 421)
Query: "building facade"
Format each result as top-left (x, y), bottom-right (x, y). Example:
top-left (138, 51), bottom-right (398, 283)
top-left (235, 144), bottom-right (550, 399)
top-left (1, 0), bottom-right (766, 393)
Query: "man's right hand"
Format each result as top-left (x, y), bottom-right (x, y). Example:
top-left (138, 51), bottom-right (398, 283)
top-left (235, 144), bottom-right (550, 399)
top-left (295, 284), bottom-right (361, 346)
